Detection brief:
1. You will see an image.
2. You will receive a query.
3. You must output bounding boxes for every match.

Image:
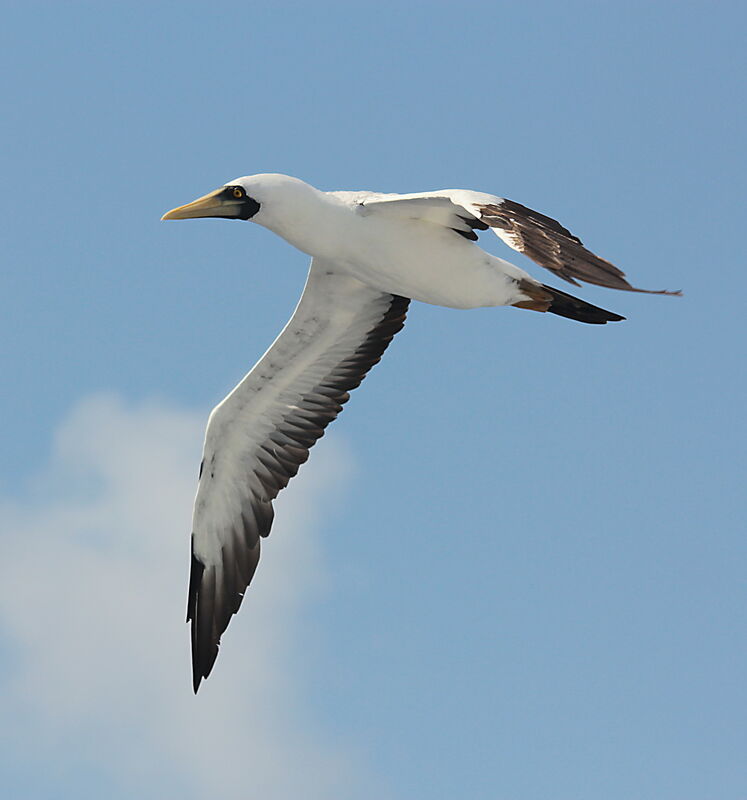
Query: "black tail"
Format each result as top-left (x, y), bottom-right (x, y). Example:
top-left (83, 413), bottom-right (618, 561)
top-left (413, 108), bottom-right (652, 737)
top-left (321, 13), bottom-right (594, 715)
top-left (542, 284), bottom-right (625, 325)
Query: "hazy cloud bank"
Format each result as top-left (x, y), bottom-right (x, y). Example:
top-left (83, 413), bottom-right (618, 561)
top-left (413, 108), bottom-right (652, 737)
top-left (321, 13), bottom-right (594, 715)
top-left (0, 394), bottom-right (367, 799)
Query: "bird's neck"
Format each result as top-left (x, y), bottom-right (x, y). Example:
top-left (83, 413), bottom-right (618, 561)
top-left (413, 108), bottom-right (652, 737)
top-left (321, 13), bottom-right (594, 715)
top-left (256, 191), bottom-right (351, 260)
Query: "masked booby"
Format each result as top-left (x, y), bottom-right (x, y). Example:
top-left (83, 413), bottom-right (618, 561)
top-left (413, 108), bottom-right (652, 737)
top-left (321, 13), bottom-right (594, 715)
top-left (162, 173), bottom-right (679, 692)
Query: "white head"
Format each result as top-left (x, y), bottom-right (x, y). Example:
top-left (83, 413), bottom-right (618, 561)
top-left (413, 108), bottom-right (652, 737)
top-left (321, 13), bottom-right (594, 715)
top-left (162, 173), bottom-right (347, 257)
top-left (161, 173), bottom-right (319, 230)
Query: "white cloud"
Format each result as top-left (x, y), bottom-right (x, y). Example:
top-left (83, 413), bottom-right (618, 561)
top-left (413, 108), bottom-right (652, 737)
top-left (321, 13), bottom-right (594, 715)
top-left (0, 393), bottom-right (372, 799)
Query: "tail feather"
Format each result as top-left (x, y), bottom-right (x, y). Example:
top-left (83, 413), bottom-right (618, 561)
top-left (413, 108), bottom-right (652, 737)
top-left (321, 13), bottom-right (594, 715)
top-left (542, 284), bottom-right (625, 324)
top-left (514, 279), bottom-right (625, 325)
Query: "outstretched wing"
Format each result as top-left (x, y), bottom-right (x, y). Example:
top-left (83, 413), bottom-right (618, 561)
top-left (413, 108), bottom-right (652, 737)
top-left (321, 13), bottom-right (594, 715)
top-left (188, 259), bottom-right (409, 691)
top-left (355, 190), bottom-right (679, 295)
top-left (473, 198), bottom-right (679, 294)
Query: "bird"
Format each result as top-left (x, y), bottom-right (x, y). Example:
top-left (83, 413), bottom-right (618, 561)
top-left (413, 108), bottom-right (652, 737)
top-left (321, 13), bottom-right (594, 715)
top-left (162, 173), bottom-right (679, 692)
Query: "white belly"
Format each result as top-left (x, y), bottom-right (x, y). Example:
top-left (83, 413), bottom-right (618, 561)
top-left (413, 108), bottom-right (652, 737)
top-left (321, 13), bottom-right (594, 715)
top-left (331, 215), bottom-right (528, 309)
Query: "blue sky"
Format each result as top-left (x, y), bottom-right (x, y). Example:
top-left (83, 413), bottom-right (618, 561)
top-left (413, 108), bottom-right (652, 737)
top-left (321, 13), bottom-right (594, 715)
top-left (1, 2), bottom-right (745, 798)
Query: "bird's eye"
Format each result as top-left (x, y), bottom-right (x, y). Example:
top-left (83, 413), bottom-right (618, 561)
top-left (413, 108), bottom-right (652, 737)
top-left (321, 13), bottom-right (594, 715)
top-left (232, 187), bottom-right (244, 199)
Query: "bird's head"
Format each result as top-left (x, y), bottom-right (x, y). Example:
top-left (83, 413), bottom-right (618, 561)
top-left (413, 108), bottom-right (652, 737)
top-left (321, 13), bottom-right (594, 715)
top-left (161, 173), bottom-right (317, 226)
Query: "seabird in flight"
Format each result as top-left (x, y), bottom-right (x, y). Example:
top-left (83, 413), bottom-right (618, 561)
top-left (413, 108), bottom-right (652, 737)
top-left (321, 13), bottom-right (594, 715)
top-left (162, 173), bottom-right (679, 692)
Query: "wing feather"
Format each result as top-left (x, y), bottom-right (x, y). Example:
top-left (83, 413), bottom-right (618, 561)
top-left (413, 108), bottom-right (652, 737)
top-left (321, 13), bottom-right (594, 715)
top-left (475, 199), bottom-right (680, 294)
top-left (187, 259), bottom-right (409, 691)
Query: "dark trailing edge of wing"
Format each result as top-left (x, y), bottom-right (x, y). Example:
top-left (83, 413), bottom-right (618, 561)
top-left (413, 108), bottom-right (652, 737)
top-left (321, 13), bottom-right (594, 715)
top-left (187, 293), bottom-right (411, 692)
top-left (478, 200), bottom-right (681, 296)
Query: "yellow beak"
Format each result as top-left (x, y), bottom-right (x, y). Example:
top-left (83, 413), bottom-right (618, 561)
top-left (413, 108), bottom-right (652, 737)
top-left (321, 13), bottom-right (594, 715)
top-left (161, 188), bottom-right (230, 220)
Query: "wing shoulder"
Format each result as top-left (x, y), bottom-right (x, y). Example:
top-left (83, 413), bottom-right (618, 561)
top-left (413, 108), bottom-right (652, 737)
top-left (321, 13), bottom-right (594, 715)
top-left (355, 190), bottom-right (495, 240)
